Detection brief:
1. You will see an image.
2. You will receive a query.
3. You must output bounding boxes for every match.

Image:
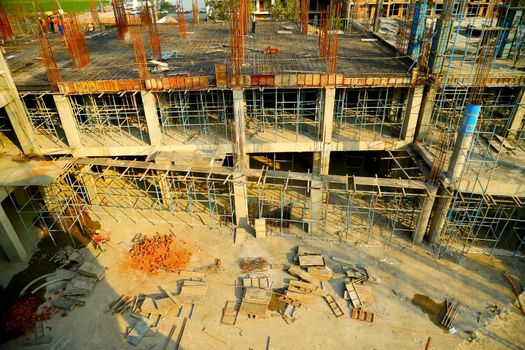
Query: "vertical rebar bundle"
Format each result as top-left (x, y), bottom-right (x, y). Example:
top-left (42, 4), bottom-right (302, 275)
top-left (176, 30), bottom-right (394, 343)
top-left (469, 0), bottom-right (498, 104)
top-left (89, 0), bottom-right (101, 29)
top-left (36, 32), bottom-right (62, 91)
top-left (129, 16), bottom-right (148, 81)
top-left (142, 2), bottom-right (162, 61)
top-left (319, 5), bottom-right (341, 73)
top-left (301, 0), bottom-right (310, 34)
top-left (229, 0), bottom-right (245, 78)
top-left (0, 5), bottom-right (14, 41)
top-left (177, 0), bottom-right (187, 38)
top-left (63, 13), bottom-right (90, 68)
top-left (112, 0), bottom-right (128, 40)
top-left (192, 0), bottom-right (199, 25)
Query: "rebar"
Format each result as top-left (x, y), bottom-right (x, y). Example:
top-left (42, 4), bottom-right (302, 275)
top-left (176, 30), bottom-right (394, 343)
top-left (129, 16), bottom-right (149, 81)
top-left (301, 0), bottom-right (310, 34)
top-left (63, 13), bottom-right (90, 68)
top-left (36, 31), bottom-right (62, 91)
top-left (177, 0), bottom-right (187, 38)
top-left (319, 4), bottom-right (341, 73)
top-left (0, 5), bottom-right (14, 41)
top-left (89, 0), bottom-right (101, 30)
top-left (192, 0), bottom-right (199, 25)
top-left (142, 2), bottom-right (162, 61)
top-left (229, 0), bottom-right (245, 78)
top-left (112, 0), bottom-right (128, 40)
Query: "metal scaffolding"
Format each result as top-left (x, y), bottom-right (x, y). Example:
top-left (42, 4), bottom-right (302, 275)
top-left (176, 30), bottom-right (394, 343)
top-left (68, 93), bottom-right (150, 146)
top-left (21, 93), bottom-right (67, 148)
top-left (244, 88), bottom-right (323, 142)
top-left (333, 87), bottom-right (408, 141)
top-left (156, 90), bottom-right (233, 145)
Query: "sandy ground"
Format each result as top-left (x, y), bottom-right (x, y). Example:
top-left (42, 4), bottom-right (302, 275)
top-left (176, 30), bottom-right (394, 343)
top-left (1, 211), bottom-right (524, 350)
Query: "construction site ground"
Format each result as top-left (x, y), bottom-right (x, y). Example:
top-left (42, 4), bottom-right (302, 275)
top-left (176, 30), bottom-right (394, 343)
top-left (2, 211), bottom-right (524, 350)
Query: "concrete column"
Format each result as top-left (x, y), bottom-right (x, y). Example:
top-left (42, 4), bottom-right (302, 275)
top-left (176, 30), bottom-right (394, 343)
top-left (508, 88), bottom-right (525, 140)
top-left (312, 152), bottom-right (321, 175)
top-left (233, 173), bottom-right (249, 228)
top-left (428, 191), bottom-right (453, 244)
top-left (141, 91), bottom-right (163, 146)
top-left (429, 8), bottom-right (453, 74)
top-left (308, 179), bottom-right (322, 235)
top-left (447, 104), bottom-right (480, 182)
top-left (157, 170), bottom-right (171, 206)
top-left (373, 0), bottom-right (383, 32)
top-left (401, 85), bottom-right (424, 142)
top-left (415, 83), bottom-right (438, 142)
top-left (319, 87), bottom-right (335, 176)
top-left (0, 51), bottom-right (38, 154)
top-left (0, 204), bottom-right (27, 262)
top-left (78, 166), bottom-right (99, 206)
top-left (412, 184), bottom-right (438, 244)
top-left (233, 89), bottom-right (248, 170)
top-left (53, 95), bottom-right (82, 148)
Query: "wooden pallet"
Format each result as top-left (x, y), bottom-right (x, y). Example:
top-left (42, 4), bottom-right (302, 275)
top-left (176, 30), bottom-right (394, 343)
top-left (345, 282), bottom-right (362, 309)
top-left (350, 308), bottom-right (374, 322)
top-left (221, 300), bottom-right (240, 325)
top-left (324, 294), bottom-right (344, 317)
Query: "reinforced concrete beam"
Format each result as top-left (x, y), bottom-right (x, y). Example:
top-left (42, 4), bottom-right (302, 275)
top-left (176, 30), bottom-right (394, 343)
top-left (53, 95), bottom-right (82, 148)
top-left (508, 88), bottom-right (525, 140)
top-left (233, 173), bottom-right (249, 228)
top-left (0, 203), bottom-right (28, 262)
top-left (402, 85), bottom-right (424, 142)
top-left (314, 87), bottom-right (335, 176)
top-left (412, 184), bottom-right (438, 244)
top-left (308, 179), bottom-right (322, 235)
top-left (141, 91), bottom-right (163, 146)
top-left (233, 89), bottom-right (248, 170)
top-left (415, 83), bottom-right (439, 142)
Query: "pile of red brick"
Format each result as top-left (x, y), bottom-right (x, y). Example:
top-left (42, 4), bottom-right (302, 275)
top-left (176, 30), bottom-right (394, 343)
top-left (4, 295), bottom-right (50, 335)
top-left (129, 234), bottom-right (191, 273)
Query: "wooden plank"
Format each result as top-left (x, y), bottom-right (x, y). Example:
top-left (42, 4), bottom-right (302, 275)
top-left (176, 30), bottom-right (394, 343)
top-left (221, 300), bottom-right (239, 325)
top-left (324, 294), bottom-right (344, 317)
top-left (287, 265), bottom-right (320, 286)
top-left (298, 254), bottom-right (325, 267)
top-left (345, 282), bottom-right (362, 309)
top-left (127, 318), bottom-right (152, 346)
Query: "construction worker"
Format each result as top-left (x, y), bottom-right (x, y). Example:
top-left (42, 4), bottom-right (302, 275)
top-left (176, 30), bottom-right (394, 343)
top-left (251, 14), bottom-right (256, 34)
top-left (87, 23), bottom-right (95, 32)
top-left (92, 229), bottom-right (109, 251)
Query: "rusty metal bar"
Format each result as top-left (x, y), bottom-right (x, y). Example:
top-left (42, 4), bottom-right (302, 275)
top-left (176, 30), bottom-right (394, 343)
top-left (63, 13), bottom-right (90, 68)
top-left (112, 0), bottom-right (128, 40)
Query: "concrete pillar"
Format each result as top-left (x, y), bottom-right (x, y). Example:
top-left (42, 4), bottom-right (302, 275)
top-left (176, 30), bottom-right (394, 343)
top-left (415, 83), bottom-right (438, 142)
top-left (0, 51), bottom-right (38, 154)
top-left (401, 85), bottom-right (424, 141)
top-left (447, 104), bottom-right (480, 182)
top-left (429, 7), bottom-right (453, 74)
top-left (428, 190), bottom-right (453, 244)
top-left (412, 184), bottom-right (438, 244)
top-left (308, 179), bottom-right (322, 235)
top-left (373, 0), bottom-right (383, 32)
top-left (233, 173), bottom-right (249, 228)
top-left (407, 1), bottom-right (428, 60)
top-left (78, 166), bottom-right (99, 206)
top-left (157, 170), bottom-right (171, 206)
top-left (0, 204), bottom-right (27, 262)
top-left (508, 88), bottom-right (525, 140)
top-left (319, 87), bottom-right (335, 176)
top-left (233, 89), bottom-right (248, 170)
top-left (141, 91), bottom-right (163, 146)
top-left (53, 95), bottom-right (82, 148)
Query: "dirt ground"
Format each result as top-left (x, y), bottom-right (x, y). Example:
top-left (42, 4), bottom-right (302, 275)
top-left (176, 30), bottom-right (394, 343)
top-left (1, 211), bottom-right (524, 350)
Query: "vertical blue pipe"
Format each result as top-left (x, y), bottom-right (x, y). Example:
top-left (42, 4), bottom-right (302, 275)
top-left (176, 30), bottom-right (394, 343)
top-left (460, 104), bottom-right (481, 136)
top-left (408, 1), bottom-right (428, 59)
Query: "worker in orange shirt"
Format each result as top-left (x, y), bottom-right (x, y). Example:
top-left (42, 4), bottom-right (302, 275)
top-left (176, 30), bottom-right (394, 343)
top-left (92, 229), bottom-right (109, 251)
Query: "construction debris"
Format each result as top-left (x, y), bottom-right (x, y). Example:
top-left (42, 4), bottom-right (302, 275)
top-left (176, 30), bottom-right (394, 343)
top-left (441, 299), bottom-right (461, 329)
top-left (239, 257), bottom-right (270, 273)
top-left (350, 308), bottom-right (374, 322)
top-left (221, 301), bottom-right (240, 325)
top-left (129, 234), bottom-right (191, 273)
top-left (239, 287), bottom-right (272, 319)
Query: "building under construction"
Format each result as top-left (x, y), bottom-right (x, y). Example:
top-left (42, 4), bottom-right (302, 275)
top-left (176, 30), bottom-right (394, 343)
top-left (0, 0), bottom-right (524, 348)
top-left (0, 0), bottom-right (523, 265)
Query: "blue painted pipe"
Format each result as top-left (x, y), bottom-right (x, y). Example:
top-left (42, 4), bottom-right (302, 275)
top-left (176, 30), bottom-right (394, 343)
top-left (460, 104), bottom-right (480, 136)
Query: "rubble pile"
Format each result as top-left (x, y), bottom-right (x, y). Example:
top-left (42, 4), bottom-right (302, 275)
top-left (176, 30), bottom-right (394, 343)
top-left (239, 257), bottom-right (269, 272)
top-left (129, 234), bottom-right (191, 273)
top-left (3, 295), bottom-right (50, 336)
